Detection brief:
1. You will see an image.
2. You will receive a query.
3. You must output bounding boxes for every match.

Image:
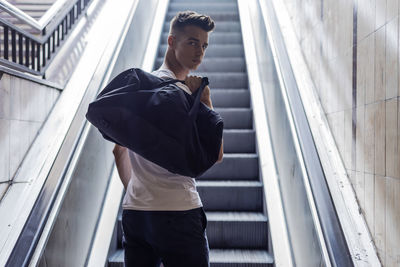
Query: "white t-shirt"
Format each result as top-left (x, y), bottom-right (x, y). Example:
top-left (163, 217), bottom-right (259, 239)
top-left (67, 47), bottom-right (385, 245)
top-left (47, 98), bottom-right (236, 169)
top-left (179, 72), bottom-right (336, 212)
top-left (122, 68), bottom-right (203, 211)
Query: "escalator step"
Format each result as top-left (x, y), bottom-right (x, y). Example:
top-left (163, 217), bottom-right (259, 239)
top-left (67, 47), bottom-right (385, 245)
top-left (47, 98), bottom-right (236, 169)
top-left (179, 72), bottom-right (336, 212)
top-left (196, 57), bottom-right (246, 72)
top-left (163, 21), bottom-right (241, 32)
top-left (197, 180), bottom-right (263, 211)
top-left (214, 108), bottom-right (253, 129)
top-left (207, 211), bottom-right (268, 249)
top-left (193, 72), bottom-right (248, 88)
top-left (108, 249), bottom-right (274, 267)
top-left (116, 211), bottom-right (268, 250)
top-left (211, 89), bottom-right (250, 108)
top-left (223, 129), bottom-right (255, 153)
top-left (154, 57), bottom-right (246, 72)
top-left (161, 32), bottom-right (243, 45)
top-left (199, 153), bottom-right (259, 180)
top-left (169, 2), bottom-right (238, 13)
top-left (166, 12), bottom-right (239, 21)
top-left (210, 249), bottom-right (274, 266)
top-left (171, 0), bottom-right (237, 2)
top-left (158, 44), bottom-right (244, 58)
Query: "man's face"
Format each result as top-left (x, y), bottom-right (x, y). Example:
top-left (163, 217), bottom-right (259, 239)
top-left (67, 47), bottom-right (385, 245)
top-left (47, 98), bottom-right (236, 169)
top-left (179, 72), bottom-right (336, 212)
top-left (170, 25), bottom-right (209, 70)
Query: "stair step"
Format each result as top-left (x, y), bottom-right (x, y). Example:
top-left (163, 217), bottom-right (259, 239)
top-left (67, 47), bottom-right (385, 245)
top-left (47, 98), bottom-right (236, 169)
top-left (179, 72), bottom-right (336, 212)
top-left (158, 44), bottom-right (244, 58)
top-left (13, 10), bottom-right (45, 17)
top-left (116, 211), bottom-right (268, 250)
top-left (197, 180), bottom-right (263, 211)
top-left (166, 12), bottom-right (239, 21)
top-left (11, 0), bottom-right (54, 3)
top-left (206, 211), bottom-right (267, 221)
top-left (13, 4), bottom-right (51, 11)
top-left (199, 154), bottom-right (259, 180)
top-left (171, 0), bottom-right (237, 2)
top-left (215, 108), bottom-right (253, 129)
top-left (207, 211), bottom-right (268, 249)
top-left (0, 14), bottom-right (42, 21)
top-left (203, 44), bottom-right (244, 58)
top-left (161, 32), bottom-right (242, 45)
top-left (223, 129), bottom-right (255, 153)
top-left (108, 249), bottom-right (273, 267)
top-left (169, 2), bottom-right (238, 13)
top-left (155, 57), bottom-right (246, 72)
top-left (194, 72), bottom-right (247, 88)
top-left (198, 57), bottom-right (246, 72)
top-left (212, 89), bottom-right (250, 108)
top-left (163, 21), bottom-right (241, 32)
top-left (210, 249), bottom-right (274, 266)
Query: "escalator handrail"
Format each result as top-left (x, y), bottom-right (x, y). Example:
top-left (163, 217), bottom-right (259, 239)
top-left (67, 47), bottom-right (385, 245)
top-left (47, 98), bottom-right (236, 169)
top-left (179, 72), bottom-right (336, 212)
top-left (237, 1), bottom-right (294, 266)
top-left (2, 1), bottom-right (140, 266)
top-left (258, 0), bottom-right (354, 266)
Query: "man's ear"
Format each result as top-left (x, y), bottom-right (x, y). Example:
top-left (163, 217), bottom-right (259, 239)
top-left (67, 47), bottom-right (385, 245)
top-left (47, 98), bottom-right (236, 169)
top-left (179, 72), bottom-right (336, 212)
top-left (167, 35), bottom-right (175, 48)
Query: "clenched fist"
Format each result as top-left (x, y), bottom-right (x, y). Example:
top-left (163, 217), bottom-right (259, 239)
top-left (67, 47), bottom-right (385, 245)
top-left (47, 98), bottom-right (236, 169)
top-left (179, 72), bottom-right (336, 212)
top-left (185, 75), bottom-right (211, 104)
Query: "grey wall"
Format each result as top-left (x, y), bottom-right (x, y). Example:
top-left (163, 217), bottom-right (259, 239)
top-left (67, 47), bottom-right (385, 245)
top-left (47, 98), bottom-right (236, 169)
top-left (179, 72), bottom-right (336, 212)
top-left (0, 74), bottom-right (60, 199)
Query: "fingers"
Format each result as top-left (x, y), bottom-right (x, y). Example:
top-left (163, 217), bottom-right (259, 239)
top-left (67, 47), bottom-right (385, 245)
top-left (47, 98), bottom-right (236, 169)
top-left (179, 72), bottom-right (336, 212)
top-left (185, 75), bottom-right (202, 81)
top-left (185, 75), bottom-right (202, 92)
top-left (185, 76), bottom-right (202, 87)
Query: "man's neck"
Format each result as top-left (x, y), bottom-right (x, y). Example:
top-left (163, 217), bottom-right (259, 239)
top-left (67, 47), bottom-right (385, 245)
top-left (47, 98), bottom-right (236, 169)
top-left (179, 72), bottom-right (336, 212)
top-left (162, 49), bottom-right (189, 80)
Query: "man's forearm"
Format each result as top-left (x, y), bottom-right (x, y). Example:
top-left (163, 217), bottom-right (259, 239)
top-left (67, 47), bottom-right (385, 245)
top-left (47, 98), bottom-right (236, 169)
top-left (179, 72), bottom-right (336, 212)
top-left (113, 144), bottom-right (132, 189)
top-left (217, 139), bottom-right (224, 163)
top-left (202, 99), bottom-right (213, 109)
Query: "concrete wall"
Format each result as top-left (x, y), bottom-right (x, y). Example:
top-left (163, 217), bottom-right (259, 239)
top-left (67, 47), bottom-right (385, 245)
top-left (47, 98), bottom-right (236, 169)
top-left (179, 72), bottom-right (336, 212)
top-left (280, 0), bottom-right (400, 265)
top-left (0, 73), bottom-right (60, 199)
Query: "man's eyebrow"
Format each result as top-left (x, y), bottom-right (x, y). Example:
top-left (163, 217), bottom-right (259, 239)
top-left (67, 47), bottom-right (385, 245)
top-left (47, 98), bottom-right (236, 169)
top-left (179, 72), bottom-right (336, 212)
top-left (187, 37), bottom-right (208, 46)
top-left (187, 37), bottom-right (200, 42)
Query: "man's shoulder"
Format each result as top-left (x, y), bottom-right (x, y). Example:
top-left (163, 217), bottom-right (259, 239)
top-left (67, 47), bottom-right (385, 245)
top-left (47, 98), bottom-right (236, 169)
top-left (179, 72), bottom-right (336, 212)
top-left (151, 67), bottom-right (192, 95)
top-left (152, 68), bottom-right (175, 79)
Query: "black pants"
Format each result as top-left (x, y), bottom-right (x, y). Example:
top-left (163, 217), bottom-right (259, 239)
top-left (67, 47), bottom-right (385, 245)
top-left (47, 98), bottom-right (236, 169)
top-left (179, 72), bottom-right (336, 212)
top-left (122, 207), bottom-right (209, 267)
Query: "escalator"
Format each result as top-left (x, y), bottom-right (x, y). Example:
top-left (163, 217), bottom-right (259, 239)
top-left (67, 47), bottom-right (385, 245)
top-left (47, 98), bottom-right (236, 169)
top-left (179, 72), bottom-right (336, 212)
top-left (0, 0), bottom-right (377, 266)
top-left (108, 0), bottom-right (273, 266)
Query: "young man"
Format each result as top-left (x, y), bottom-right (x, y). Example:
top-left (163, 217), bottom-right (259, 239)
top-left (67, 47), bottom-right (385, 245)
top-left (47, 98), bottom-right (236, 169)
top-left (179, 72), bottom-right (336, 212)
top-left (112, 11), bottom-right (223, 267)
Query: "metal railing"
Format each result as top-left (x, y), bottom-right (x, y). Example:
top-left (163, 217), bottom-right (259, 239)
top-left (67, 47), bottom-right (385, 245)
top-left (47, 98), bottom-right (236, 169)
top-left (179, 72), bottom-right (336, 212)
top-left (0, 0), bottom-right (93, 76)
top-left (0, 0), bottom-right (75, 31)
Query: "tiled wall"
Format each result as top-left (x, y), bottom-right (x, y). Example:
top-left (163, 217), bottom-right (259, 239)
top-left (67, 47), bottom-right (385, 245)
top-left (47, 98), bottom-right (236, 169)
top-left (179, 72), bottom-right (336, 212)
top-left (0, 73), bottom-right (60, 200)
top-left (281, 0), bottom-right (399, 265)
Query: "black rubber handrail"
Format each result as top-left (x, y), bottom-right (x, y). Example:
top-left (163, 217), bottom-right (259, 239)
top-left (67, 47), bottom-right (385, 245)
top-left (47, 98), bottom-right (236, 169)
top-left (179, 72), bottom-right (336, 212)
top-left (262, 1), bottom-right (354, 266)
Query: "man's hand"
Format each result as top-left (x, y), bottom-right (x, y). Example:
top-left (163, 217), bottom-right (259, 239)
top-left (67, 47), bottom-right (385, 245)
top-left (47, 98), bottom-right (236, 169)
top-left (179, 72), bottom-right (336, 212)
top-left (185, 75), bottom-right (211, 105)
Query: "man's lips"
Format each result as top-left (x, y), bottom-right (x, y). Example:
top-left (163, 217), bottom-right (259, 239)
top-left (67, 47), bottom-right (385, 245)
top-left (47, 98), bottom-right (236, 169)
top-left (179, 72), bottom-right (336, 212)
top-left (192, 59), bottom-right (201, 64)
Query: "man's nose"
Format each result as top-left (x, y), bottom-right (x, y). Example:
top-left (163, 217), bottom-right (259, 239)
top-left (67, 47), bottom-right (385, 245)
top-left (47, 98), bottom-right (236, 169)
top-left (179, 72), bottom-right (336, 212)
top-left (197, 45), bottom-right (205, 55)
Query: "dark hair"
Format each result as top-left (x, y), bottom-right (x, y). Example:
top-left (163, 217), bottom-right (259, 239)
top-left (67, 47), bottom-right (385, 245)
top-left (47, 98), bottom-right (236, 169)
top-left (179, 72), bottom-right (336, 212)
top-left (170, 11), bottom-right (215, 34)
